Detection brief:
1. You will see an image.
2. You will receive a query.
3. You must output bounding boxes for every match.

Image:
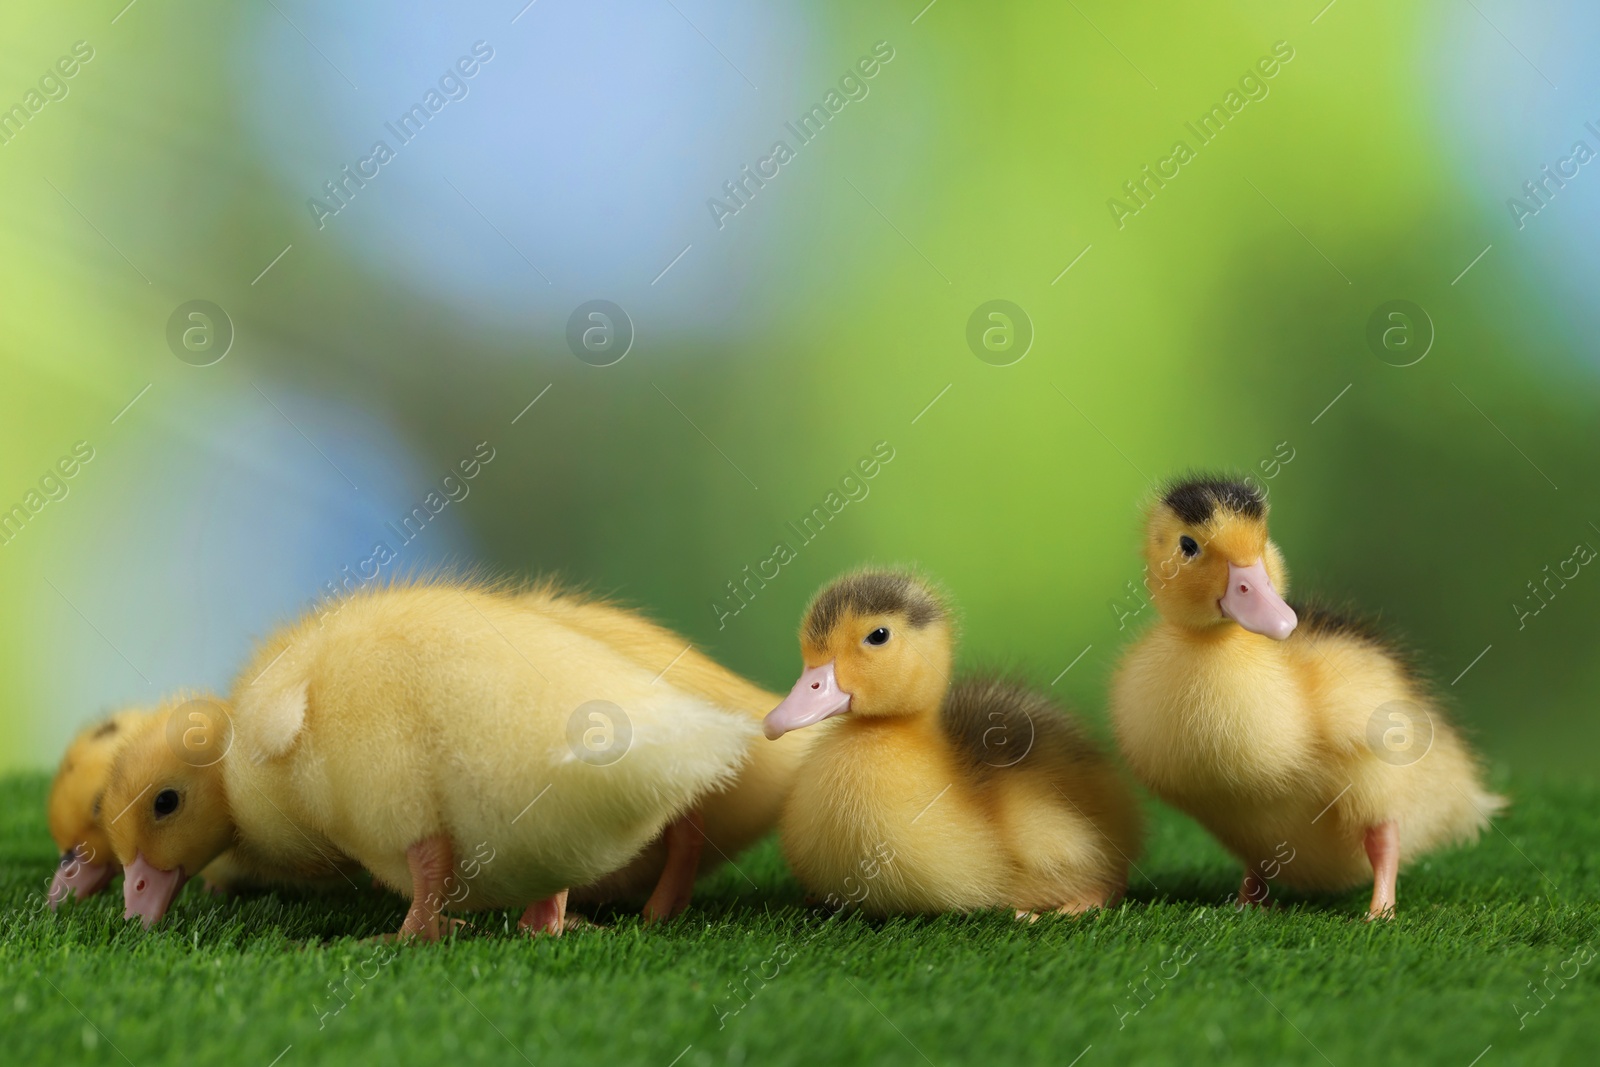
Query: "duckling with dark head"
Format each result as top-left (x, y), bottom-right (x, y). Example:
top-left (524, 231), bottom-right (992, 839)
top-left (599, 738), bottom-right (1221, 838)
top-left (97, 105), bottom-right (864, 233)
top-left (766, 569), bottom-right (1143, 917)
top-left (1111, 474), bottom-right (1505, 919)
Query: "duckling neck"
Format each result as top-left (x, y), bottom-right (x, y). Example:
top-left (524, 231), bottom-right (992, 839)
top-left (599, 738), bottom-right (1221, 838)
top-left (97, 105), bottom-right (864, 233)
top-left (837, 705), bottom-right (941, 741)
top-left (1173, 619), bottom-right (1274, 653)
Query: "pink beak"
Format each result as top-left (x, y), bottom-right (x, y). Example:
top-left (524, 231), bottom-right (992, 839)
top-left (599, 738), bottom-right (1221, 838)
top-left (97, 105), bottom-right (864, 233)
top-left (47, 849), bottom-right (113, 909)
top-left (764, 661), bottom-right (852, 740)
top-left (1219, 560), bottom-right (1298, 640)
top-left (123, 852), bottom-right (188, 927)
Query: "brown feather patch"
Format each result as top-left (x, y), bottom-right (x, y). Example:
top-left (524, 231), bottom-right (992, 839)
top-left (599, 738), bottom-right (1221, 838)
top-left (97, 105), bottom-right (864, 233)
top-left (940, 675), bottom-right (1105, 777)
top-left (803, 571), bottom-right (945, 644)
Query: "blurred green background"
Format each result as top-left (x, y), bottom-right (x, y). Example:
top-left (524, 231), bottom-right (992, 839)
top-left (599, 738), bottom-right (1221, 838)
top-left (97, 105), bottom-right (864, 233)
top-left (1, 0), bottom-right (1595, 776)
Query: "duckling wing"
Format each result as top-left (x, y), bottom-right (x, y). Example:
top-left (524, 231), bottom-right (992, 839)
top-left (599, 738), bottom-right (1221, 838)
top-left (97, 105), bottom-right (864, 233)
top-left (234, 678), bottom-right (309, 763)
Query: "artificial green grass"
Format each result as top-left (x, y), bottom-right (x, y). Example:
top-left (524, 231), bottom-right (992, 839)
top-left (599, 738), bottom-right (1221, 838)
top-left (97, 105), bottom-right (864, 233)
top-left (2, 773), bottom-right (1595, 1067)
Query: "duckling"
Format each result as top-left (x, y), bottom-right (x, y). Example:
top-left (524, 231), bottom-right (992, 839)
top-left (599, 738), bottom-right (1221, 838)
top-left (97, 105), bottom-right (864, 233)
top-left (1110, 476), bottom-right (1506, 918)
top-left (49, 696), bottom-right (365, 909)
top-left (764, 570), bottom-right (1142, 917)
top-left (100, 579), bottom-right (757, 938)
top-left (46, 707), bottom-right (153, 907)
top-left (528, 585), bottom-right (814, 917)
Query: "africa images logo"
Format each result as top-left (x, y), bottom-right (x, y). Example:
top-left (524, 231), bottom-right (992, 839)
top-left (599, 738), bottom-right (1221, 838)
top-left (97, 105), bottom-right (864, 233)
top-left (1504, 116), bottom-right (1600, 230)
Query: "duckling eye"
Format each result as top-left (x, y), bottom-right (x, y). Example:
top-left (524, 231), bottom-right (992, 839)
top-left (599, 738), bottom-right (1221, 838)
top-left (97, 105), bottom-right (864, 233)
top-left (1179, 535), bottom-right (1200, 558)
top-left (864, 627), bottom-right (891, 646)
top-left (153, 789), bottom-right (180, 819)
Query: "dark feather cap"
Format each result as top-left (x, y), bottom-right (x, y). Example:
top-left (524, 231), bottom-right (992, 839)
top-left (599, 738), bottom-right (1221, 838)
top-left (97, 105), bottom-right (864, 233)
top-left (1160, 475), bottom-right (1266, 525)
top-left (803, 570), bottom-right (946, 644)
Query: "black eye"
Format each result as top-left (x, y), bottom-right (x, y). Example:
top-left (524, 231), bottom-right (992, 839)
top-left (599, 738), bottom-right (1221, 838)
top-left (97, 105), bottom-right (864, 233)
top-left (153, 789), bottom-right (180, 818)
top-left (864, 627), bottom-right (891, 646)
top-left (1179, 536), bottom-right (1200, 558)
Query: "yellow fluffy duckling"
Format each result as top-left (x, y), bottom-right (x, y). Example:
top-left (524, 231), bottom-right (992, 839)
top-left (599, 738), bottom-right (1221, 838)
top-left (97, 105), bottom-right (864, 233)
top-left (100, 579), bottom-right (757, 938)
top-left (1110, 476), bottom-right (1506, 918)
top-left (765, 570), bottom-right (1142, 916)
top-left (46, 708), bottom-right (153, 907)
top-left (529, 588), bottom-right (814, 915)
top-left (48, 698), bottom-right (358, 909)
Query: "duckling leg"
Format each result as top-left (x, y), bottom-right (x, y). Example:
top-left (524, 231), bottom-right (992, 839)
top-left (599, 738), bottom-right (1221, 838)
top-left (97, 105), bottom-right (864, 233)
top-left (1363, 821), bottom-right (1399, 920)
top-left (642, 809), bottom-right (705, 923)
top-left (399, 834), bottom-right (456, 941)
top-left (1053, 882), bottom-right (1125, 915)
top-left (1052, 900), bottom-right (1102, 916)
top-left (1236, 867), bottom-right (1272, 909)
top-left (519, 889), bottom-right (569, 936)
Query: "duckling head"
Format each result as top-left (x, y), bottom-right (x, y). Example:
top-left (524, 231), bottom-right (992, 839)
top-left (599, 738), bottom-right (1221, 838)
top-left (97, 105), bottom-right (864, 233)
top-left (764, 569), bottom-right (952, 739)
top-left (1144, 475), bottom-right (1297, 640)
top-left (45, 710), bottom-right (144, 907)
top-left (100, 697), bottom-right (237, 927)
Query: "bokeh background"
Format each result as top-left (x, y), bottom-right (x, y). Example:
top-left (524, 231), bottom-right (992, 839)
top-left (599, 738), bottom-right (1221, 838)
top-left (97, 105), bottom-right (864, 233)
top-left (2, 0), bottom-right (1595, 776)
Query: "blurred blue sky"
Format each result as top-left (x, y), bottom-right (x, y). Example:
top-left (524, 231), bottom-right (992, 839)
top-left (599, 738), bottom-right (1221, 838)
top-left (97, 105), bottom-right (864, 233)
top-left (35, 374), bottom-right (473, 757)
top-left (1433, 0), bottom-right (1600, 376)
top-left (240, 0), bottom-right (821, 336)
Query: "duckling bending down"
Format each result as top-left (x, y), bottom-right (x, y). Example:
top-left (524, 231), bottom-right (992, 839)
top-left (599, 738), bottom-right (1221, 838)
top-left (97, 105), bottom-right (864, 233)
top-left (1110, 476), bottom-right (1505, 919)
top-left (46, 708), bottom-right (154, 907)
top-left (765, 570), bottom-right (1142, 917)
top-left (100, 580), bottom-right (757, 938)
top-left (49, 698), bottom-right (366, 911)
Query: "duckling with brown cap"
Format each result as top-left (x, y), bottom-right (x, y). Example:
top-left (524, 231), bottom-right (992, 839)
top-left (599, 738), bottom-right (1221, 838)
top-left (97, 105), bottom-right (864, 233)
top-left (1110, 475), bottom-right (1505, 918)
top-left (766, 569), bottom-right (1142, 917)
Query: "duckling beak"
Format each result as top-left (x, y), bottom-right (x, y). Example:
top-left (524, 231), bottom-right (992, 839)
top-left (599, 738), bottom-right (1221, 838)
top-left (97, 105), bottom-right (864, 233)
top-left (122, 853), bottom-right (187, 927)
top-left (764, 662), bottom-right (852, 739)
top-left (47, 848), bottom-right (113, 909)
top-left (1219, 560), bottom-right (1298, 640)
